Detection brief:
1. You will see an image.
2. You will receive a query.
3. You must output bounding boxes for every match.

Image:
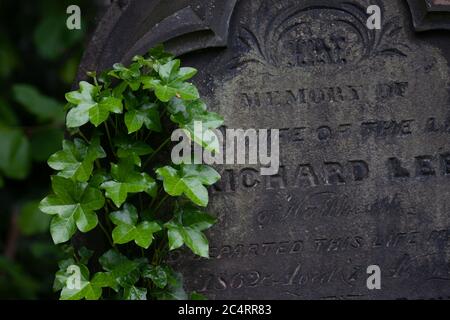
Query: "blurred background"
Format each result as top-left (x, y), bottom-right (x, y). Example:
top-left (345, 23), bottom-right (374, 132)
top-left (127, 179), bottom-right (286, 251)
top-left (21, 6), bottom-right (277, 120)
top-left (0, 0), bottom-right (108, 299)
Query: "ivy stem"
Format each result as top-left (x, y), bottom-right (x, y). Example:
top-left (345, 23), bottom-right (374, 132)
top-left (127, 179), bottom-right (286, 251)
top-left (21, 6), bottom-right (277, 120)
top-left (149, 188), bottom-right (159, 211)
top-left (153, 194), bottom-right (169, 215)
top-left (144, 130), bottom-right (152, 143)
top-left (78, 130), bottom-right (90, 143)
top-left (99, 220), bottom-right (115, 248)
top-left (95, 159), bottom-right (102, 170)
top-left (104, 122), bottom-right (116, 158)
top-left (143, 138), bottom-right (171, 169)
top-left (105, 201), bottom-right (115, 231)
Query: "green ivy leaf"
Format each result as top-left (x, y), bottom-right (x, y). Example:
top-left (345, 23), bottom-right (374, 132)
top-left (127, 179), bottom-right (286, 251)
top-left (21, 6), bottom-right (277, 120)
top-left (151, 270), bottom-right (187, 300)
top-left (123, 286), bottom-right (147, 300)
top-left (110, 203), bottom-right (161, 249)
top-left (66, 82), bottom-right (123, 128)
top-left (0, 98), bottom-right (18, 126)
top-left (59, 264), bottom-right (102, 300)
top-left (98, 250), bottom-right (142, 290)
top-left (18, 201), bottom-right (50, 236)
top-left (100, 159), bottom-right (157, 207)
top-left (89, 96), bottom-right (123, 127)
top-left (176, 67), bottom-right (198, 82)
top-left (190, 292), bottom-right (207, 300)
top-left (169, 99), bottom-right (224, 152)
top-left (164, 206), bottom-right (216, 258)
top-left (48, 137), bottom-right (106, 182)
top-left (144, 79), bottom-right (199, 102)
top-left (91, 272), bottom-right (117, 290)
top-left (142, 265), bottom-right (168, 289)
top-left (0, 127), bottom-right (31, 180)
top-left (65, 81), bottom-right (99, 128)
top-left (12, 84), bottom-right (64, 122)
top-left (78, 247), bottom-right (94, 265)
top-left (148, 44), bottom-right (174, 63)
top-left (156, 164), bottom-right (220, 207)
top-left (54, 258), bottom-right (76, 292)
top-left (157, 59), bottom-right (180, 82)
top-left (108, 63), bottom-right (142, 91)
top-left (142, 59), bottom-right (199, 102)
top-left (124, 103), bottom-right (161, 134)
top-left (115, 139), bottom-right (153, 167)
top-left (99, 250), bottom-right (127, 271)
top-left (39, 176), bottom-right (105, 244)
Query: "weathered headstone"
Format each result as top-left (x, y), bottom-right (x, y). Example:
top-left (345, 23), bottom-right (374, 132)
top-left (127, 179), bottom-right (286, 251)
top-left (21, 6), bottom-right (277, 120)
top-left (80, 0), bottom-right (450, 299)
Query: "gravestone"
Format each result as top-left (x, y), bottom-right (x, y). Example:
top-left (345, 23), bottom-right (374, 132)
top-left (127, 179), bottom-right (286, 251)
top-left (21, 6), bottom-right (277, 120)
top-left (79, 0), bottom-right (450, 299)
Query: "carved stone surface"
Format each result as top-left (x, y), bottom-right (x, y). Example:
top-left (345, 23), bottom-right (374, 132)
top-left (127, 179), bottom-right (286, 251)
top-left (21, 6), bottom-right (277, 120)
top-left (407, 0), bottom-right (450, 31)
top-left (80, 0), bottom-right (450, 299)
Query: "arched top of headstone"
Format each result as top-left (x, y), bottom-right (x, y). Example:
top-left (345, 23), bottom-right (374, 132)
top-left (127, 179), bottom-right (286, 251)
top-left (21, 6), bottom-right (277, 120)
top-left (78, 0), bottom-right (238, 79)
top-left (79, 0), bottom-right (450, 81)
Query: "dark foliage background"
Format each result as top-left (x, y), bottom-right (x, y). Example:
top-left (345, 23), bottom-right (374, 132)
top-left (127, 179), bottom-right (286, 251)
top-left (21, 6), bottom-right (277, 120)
top-left (0, 0), bottom-right (102, 299)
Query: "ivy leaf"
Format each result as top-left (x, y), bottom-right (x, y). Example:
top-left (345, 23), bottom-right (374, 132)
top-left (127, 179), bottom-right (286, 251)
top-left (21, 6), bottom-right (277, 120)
top-left (0, 98), bottom-right (18, 126)
top-left (59, 264), bottom-right (102, 300)
top-left (0, 127), bottom-right (31, 180)
top-left (155, 59), bottom-right (197, 83)
top-left (124, 103), bottom-right (161, 134)
top-left (110, 203), bottom-right (161, 249)
top-left (142, 265), bottom-right (168, 289)
top-left (177, 67), bottom-right (198, 82)
top-left (100, 159), bottom-right (157, 207)
top-left (156, 164), bottom-right (220, 207)
top-left (142, 59), bottom-right (199, 102)
top-left (89, 96), bottom-right (123, 127)
top-left (134, 222), bottom-right (162, 248)
top-left (145, 79), bottom-right (199, 102)
top-left (190, 292), bottom-right (207, 300)
top-left (108, 63), bottom-right (142, 91)
top-left (66, 81), bottom-right (123, 128)
top-left (99, 250), bottom-right (128, 272)
top-left (54, 258), bottom-right (76, 292)
top-left (12, 84), bottom-right (64, 122)
top-left (89, 170), bottom-right (110, 188)
top-left (48, 137), bottom-right (106, 182)
top-left (168, 98), bottom-right (206, 119)
top-left (91, 272), bottom-right (117, 290)
top-left (148, 44), bottom-right (174, 63)
top-left (123, 286), bottom-right (147, 300)
top-left (65, 81), bottom-right (98, 128)
top-left (39, 176), bottom-right (105, 244)
top-left (157, 59), bottom-right (180, 82)
top-left (115, 139), bottom-right (153, 167)
top-left (98, 250), bottom-right (142, 290)
top-left (151, 270), bottom-right (187, 300)
top-left (169, 99), bottom-right (224, 152)
top-left (164, 206), bottom-right (216, 258)
top-left (18, 201), bottom-right (50, 236)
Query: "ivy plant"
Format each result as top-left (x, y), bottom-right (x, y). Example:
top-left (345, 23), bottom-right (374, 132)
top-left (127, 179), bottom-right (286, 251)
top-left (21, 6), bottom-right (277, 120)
top-left (40, 46), bottom-right (223, 300)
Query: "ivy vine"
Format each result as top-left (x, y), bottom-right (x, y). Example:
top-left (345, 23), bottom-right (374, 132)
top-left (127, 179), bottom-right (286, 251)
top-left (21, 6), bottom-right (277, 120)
top-left (39, 45), bottom-right (223, 300)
